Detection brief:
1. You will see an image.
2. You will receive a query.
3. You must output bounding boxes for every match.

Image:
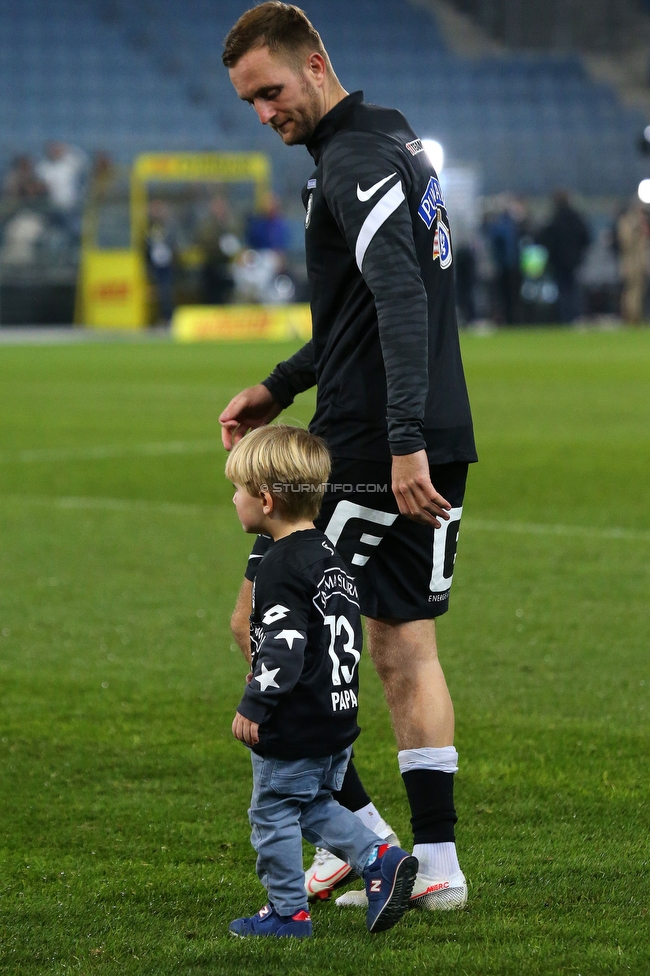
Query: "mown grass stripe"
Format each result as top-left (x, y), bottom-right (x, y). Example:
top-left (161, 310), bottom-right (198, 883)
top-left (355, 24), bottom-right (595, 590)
top-left (0, 494), bottom-right (213, 516)
top-left (0, 439), bottom-right (224, 464)
top-left (2, 493), bottom-right (649, 542)
top-left (464, 517), bottom-right (650, 543)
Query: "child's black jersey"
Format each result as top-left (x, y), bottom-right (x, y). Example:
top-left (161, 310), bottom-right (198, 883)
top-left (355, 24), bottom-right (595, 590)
top-left (262, 90), bottom-right (477, 466)
top-left (237, 528), bottom-right (362, 759)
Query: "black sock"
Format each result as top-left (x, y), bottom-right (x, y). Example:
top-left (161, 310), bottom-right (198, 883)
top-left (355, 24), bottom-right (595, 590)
top-left (332, 757), bottom-right (371, 812)
top-left (402, 769), bottom-right (457, 844)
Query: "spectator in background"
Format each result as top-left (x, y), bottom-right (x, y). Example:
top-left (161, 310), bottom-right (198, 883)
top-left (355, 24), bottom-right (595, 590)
top-left (484, 195), bottom-right (522, 325)
top-left (2, 155), bottom-right (47, 203)
top-left (539, 190), bottom-right (590, 324)
top-left (454, 242), bottom-right (477, 326)
top-left (36, 141), bottom-right (87, 211)
top-left (36, 141), bottom-right (88, 241)
top-left (240, 192), bottom-right (295, 303)
top-left (146, 199), bottom-right (177, 324)
top-left (245, 191), bottom-right (290, 254)
top-left (616, 199), bottom-right (649, 325)
top-left (90, 151), bottom-right (118, 199)
top-left (0, 210), bottom-right (46, 265)
top-left (197, 196), bottom-right (240, 304)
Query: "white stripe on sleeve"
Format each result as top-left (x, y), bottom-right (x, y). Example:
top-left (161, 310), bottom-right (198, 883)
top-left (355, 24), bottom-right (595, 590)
top-left (354, 181), bottom-right (405, 271)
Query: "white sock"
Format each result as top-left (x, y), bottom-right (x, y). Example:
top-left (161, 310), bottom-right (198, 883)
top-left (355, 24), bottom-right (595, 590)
top-left (354, 801), bottom-right (393, 839)
top-left (413, 842), bottom-right (462, 879)
top-left (397, 746), bottom-right (459, 774)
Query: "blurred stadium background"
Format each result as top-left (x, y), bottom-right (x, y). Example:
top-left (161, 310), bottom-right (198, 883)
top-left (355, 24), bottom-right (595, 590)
top-left (1, 0), bottom-right (650, 328)
top-left (2, 6), bottom-right (650, 969)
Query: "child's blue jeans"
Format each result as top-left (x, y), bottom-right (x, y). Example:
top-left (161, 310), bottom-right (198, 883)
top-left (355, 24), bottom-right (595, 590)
top-left (249, 746), bottom-right (380, 916)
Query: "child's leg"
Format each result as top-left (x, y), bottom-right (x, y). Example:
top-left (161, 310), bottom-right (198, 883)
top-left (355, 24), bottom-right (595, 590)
top-left (249, 753), bottom-right (311, 917)
top-left (300, 750), bottom-right (381, 876)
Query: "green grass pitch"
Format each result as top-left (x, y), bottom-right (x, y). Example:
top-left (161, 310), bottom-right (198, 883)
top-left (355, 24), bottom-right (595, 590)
top-left (0, 328), bottom-right (648, 975)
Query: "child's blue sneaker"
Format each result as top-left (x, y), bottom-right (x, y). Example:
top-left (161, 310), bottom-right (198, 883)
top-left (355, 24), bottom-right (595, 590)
top-left (363, 844), bottom-right (419, 933)
top-left (229, 904), bottom-right (312, 938)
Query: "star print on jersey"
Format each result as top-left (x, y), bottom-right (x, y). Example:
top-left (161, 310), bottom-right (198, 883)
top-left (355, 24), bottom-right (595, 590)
top-left (253, 662), bottom-right (281, 692)
top-left (275, 630), bottom-right (306, 649)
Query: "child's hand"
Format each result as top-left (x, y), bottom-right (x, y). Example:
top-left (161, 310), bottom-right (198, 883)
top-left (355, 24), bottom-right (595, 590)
top-left (232, 711), bottom-right (259, 746)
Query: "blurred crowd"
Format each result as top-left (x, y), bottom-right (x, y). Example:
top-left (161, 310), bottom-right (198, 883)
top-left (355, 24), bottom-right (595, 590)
top-left (144, 190), bottom-right (296, 324)
top-left (470, 190), bottom-right (650, 327)
top-left (1, 144), bottom-right (649, 327)
top-left (0, 142), bottom-right (90, 265)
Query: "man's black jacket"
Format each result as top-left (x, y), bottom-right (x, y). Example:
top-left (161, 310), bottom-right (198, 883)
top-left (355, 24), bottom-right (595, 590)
top-left (263, 91), bottom-right (477, 465)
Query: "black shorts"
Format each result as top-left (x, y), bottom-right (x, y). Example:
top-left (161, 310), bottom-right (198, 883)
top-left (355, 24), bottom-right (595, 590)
top-left (245, 459), bottom-right (469, 620)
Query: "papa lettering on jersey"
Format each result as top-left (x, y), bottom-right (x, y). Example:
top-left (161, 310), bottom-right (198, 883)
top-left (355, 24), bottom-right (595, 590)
top-left (331, 688), bottom-right (358, 711)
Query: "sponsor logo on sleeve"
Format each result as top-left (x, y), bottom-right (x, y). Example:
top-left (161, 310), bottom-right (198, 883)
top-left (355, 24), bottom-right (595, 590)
top-left (418, 176), bottom-right (453, 269)
top-left (417, 176), bottom-right (446, 229)
top-left (433, 219), bottom-right (453, 269)
top-left (405, 138), bottom-right (424, 156)
top-left (262, 604), bottom-right (290, 625)
top-left (437, 220), bottom-right (452, 269)
top-left (356, 173), bottom-right (397, 202)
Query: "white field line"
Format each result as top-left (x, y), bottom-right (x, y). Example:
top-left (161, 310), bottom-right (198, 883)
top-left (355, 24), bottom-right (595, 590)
top-left (0, 495), bottom-right (214, 516)
top-left (463, 518), bottom-right (650, 543)
top-left (1, 493), bottom-right (649, 542)
top-left (0, 439), bottom-right (223, 464)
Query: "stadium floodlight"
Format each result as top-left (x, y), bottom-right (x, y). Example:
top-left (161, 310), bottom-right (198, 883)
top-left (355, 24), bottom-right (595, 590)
top-left (638, 179), bottom-right (650, 203)
top-left (422, 139), bottom-right (444, 173)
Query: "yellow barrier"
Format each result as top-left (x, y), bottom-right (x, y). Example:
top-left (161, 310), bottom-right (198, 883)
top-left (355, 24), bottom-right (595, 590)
top-left (77, 152), bottom-right (271, 329)
top-left (79, 250), bottom-right (149, 329)
top-left (171, 304), bottom-right (312, 343)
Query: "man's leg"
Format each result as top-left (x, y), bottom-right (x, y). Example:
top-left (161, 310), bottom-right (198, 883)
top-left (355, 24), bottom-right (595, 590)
top-left (304, 753), bottom-right (400, 900)
top-left (365, 617), bottom-right (453, 746)
top-left (316, 458), bottom-right (468, 910)
top-left (364, 615), bottom-right (466, 910)
top-left (231, 578), bottom-right (253, 664)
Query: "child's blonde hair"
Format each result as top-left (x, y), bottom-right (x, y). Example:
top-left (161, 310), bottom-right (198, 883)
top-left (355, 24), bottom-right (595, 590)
top-left (225, 424), bottom-right (331, 521)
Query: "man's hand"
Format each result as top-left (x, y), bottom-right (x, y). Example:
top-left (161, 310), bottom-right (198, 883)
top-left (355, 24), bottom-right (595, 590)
top-left (232, 711), bottom-right (259, 746)
top-left (392, 450), bottom-right (451, 528)
top-left (219, 384), bottom-right (282, 450)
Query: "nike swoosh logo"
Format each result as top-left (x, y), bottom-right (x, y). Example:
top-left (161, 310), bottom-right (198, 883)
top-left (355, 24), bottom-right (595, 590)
top-left (356, 173), bottom-right (397, 202)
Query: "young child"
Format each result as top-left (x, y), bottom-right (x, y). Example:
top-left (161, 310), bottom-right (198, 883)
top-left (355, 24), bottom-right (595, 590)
top-left (225, 425), bottom-right (418, 938)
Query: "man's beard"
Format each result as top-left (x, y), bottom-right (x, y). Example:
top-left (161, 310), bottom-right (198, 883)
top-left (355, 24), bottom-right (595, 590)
top-left (271, 81), bottom-right (321, 146)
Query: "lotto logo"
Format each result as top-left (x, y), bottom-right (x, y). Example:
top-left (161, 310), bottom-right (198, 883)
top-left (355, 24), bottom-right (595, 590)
top-left (262, 604), bottom-right (289, 625)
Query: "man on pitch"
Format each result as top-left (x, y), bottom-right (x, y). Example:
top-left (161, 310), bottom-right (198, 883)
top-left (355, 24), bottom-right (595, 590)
top-left (219, 2), bottom-right (477, 911)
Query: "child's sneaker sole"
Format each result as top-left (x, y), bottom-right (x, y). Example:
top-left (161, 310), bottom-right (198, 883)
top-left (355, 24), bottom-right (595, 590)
top-left (368, 853), bottom-right (418, 933)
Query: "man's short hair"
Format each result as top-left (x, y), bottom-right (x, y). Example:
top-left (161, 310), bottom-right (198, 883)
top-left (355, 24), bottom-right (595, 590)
top-left (225, 424), bottom-right (331, 521)
top-left (222, 2), bottom-right (329, 70)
